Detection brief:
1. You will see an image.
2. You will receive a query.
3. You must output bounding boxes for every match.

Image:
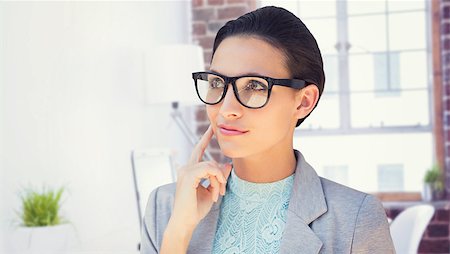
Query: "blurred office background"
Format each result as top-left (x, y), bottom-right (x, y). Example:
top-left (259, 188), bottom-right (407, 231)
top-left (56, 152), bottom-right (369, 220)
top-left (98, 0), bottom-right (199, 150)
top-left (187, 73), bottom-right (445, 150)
top-left (0, 0), bottom-right (449, 253)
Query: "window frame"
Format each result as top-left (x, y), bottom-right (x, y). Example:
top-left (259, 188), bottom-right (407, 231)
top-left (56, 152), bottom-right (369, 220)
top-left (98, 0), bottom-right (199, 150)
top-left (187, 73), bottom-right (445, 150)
top-left (288, 0), bottom-right (434, 133)
top-left (258, 0), bottom-right (439, 201)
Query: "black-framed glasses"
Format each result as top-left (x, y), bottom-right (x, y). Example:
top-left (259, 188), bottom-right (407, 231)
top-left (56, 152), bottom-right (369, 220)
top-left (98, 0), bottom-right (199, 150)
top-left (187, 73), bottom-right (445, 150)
top-left (192, 71), bottom-right (313, 109)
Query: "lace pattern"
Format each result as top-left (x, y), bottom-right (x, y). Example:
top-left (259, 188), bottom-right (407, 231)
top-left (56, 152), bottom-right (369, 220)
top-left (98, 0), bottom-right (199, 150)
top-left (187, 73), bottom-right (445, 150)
top-left (212, 169), bottom-right (294, 253)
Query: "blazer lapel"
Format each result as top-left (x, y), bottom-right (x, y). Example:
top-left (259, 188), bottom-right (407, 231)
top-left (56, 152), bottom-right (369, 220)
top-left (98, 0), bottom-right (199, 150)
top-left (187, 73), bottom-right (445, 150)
top-left (279, 149), bottom-right (327, 254)
top-left (188, 149), bottom-right (327, 254)
top-left (279, 212), bottom-right (324, 254)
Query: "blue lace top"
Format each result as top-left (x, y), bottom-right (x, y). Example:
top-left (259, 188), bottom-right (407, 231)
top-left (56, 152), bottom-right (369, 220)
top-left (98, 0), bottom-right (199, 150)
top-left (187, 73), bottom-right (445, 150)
top-left (212, 168), bottom-right (295, 253)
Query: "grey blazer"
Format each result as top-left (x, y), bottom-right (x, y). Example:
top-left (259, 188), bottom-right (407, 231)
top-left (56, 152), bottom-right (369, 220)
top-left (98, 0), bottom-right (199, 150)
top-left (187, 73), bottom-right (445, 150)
top-left (140, 149), bottom-right (395, 253)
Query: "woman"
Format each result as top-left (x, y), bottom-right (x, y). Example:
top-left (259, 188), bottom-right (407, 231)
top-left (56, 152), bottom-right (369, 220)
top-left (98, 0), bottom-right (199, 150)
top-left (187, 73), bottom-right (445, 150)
top-left (141, 5), bottom-right (395, 254)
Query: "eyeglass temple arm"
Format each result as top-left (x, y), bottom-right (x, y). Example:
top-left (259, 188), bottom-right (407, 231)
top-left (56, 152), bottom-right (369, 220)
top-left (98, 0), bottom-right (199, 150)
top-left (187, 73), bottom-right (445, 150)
top-left (273, 79), bottom-right (315, 89)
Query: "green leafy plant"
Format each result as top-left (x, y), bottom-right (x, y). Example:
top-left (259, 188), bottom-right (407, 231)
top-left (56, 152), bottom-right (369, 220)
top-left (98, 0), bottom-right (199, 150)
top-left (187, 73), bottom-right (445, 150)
top-left (424, 164), bottom-right (440, 182)
top-left (424, 164), bottom-right (444, 192)
top-left (423, 164), bottom-right (444, 200)
top-left (15, 185), bottom-right (68, 227)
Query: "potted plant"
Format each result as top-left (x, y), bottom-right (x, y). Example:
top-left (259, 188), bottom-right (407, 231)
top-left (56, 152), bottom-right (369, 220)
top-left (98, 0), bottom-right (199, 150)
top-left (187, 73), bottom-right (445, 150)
top-left (423, 164), bottom-right (445, 201)
top-left (11, 185), bottom-right (75, 253)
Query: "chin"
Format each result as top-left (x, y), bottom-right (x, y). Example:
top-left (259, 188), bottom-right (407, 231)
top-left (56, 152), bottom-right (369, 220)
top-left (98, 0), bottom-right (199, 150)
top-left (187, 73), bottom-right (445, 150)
top-left (218, 144), bottom-right (243, 158)
top-left (218, 143), bottom-right (253, 159)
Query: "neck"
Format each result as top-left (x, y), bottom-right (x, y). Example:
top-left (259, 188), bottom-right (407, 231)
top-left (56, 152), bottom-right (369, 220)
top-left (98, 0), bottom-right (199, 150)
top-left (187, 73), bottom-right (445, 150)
top-left (231, 146), bottom-right (297, 183)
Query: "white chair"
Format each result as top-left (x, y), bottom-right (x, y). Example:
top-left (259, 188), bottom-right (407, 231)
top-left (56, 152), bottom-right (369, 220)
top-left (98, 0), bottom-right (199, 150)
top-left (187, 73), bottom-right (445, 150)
top-left (389, 204), bottom-right (435, 254)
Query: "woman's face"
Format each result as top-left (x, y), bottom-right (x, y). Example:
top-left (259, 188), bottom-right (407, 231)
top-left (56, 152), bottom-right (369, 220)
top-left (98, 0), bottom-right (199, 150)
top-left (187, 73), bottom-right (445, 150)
top-left (207, 36), bottom-right (311, 159)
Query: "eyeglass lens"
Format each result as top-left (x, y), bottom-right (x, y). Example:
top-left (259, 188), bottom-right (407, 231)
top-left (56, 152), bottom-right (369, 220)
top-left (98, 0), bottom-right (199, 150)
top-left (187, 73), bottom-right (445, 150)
top-left (196, 73), bottom-right (269, 108)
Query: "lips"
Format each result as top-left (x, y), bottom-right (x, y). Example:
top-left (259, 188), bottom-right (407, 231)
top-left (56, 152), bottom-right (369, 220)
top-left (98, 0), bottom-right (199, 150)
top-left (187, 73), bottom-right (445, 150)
top-left (218, 124), bottom-right (247, 132)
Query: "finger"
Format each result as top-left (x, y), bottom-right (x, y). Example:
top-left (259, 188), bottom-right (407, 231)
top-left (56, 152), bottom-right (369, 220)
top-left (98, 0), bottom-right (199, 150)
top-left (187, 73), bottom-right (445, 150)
top-left (206, 181), bottom-right (224, 198)
top-left (191, 162), bottom-right (226, 189)
top-left (189, 125), bottom-right (214, 164)
top-left (206, 162), bottom-right (225, 196)
top-left (221, 164), bottom-right (232, 195)
top-left (208, 175), bottom-right (220, 202)
top-left (220, 180), bottom-right (226, 196)
top-left (204, 162), bottom-right (227, 184)
top-left (221, 163), bottom-right (233, 180)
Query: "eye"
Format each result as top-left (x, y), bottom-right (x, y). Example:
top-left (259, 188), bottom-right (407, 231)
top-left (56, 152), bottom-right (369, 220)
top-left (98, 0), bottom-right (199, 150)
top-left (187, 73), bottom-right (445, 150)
top-left (209, 78), bottom-right (225, 88)
top-left (245, 80), bottom-right (268, 91)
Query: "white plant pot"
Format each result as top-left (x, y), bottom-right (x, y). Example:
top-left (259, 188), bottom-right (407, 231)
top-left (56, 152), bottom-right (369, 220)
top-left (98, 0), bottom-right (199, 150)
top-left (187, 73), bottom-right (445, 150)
top-left (10, 223), bottom-right (75, 254)
top-left (422, 183), bottom-right (432, 202)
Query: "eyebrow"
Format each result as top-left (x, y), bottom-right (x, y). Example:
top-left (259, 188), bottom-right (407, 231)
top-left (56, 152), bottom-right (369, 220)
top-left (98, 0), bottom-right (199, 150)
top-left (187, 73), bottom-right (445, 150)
top-left (209, 68), bottom-right (265, 77)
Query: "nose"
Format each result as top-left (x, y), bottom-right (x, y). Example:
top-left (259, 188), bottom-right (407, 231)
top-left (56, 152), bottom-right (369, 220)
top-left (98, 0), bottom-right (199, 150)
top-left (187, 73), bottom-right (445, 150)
top-left (219, 83), bottom-right (243, 119)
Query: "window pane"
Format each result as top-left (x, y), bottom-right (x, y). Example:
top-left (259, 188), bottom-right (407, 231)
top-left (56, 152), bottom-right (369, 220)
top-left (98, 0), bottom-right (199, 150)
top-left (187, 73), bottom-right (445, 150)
top-left (373, 53), bottom-right (389, 92)
top-left (303, 18), bottom-right (338, 54)
top-left (388, 0), bottom-right (425, 12)
top-left (323, 165), bottom-right (349, 186)
top-left (378, 164), bottom-right (404, 192)
top-left (349, 15), bottom-right (387, 53)
top-left (400, 51), bottom-right (427, 89)
top-left (389, 11), bottom-right (426, 51)
top-left (323, 54), bottom-right (338, 92)
top-left (299, 0), bottom-right (336, 18)
top-left (373, 51), bottom-right (400, 95)
top-left (348, 0), bottom-right (386, 15)
top-left (349, 54), bottom-right (374, 92)
top-left (350, 89), bottom-right (430, 127)
top-left (349, 51), bottom-right (427, 92)
top-left (300, 93), bottom-right (340, 129)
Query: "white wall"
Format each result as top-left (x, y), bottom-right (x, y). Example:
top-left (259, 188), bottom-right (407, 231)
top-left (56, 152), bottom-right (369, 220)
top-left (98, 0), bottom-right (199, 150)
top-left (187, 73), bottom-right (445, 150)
top-left (1, 1), bottom-right (191, 252)
top-left (0, 3), bottom-right (5, 252)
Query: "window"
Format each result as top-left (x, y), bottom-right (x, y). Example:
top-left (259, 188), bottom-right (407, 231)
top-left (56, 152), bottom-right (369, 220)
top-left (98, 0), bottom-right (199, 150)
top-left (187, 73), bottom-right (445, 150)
top-left (323, 165), bottom-right (349, 186)
top-left (260, 0), bottom-right (432, 194)
top-left (377, 164), bottom-right (404, 191)
top-left (373, 51), bottom-right (401, 96)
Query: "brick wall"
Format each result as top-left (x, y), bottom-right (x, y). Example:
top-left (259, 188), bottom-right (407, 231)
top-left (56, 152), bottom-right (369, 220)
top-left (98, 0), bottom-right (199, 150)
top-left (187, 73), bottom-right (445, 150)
top-left (441, 0), bottom-right (450, 202)
top-left (191, 0), bottom-right (257, 162)
top-left (385, 202), bottom-right (450, 254)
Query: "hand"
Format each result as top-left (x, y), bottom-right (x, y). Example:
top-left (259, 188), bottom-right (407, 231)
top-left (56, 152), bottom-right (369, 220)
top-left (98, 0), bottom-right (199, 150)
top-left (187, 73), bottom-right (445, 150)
top-left (169, 124), bottom-right (232, 232)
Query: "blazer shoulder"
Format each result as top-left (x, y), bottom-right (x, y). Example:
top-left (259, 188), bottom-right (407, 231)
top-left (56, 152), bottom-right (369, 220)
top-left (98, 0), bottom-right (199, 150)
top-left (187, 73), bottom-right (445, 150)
top-left (147, 182), bottom-right (177, 214)
top-left (152, 182), bottom-right (177, 200)
top-left (318, 177), bottom-right (394, 253)
top-left (318, 177), bottom-right (386, 224)
top-left (319, 177), bottom-right (388, 215)
top-left (319, 177), bottom-right (368, 206)
top-left (140, 182), bottom-right (177, 253)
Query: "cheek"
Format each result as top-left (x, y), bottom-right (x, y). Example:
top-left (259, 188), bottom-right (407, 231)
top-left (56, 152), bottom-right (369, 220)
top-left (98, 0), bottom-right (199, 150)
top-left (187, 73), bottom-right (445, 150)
top-left (263, 92), bottom-right (296, 125)
top-left (246, 103), bottom-right (291, 135)
top-left (256, 108), bottom-right (291, 134)
top-left (206, 105), bottom-right (217, 123)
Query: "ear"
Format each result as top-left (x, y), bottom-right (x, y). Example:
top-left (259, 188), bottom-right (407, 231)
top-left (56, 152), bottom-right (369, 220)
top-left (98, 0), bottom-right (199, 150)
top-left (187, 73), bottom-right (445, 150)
top-left (293, 84), bottom-right (320, 120)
